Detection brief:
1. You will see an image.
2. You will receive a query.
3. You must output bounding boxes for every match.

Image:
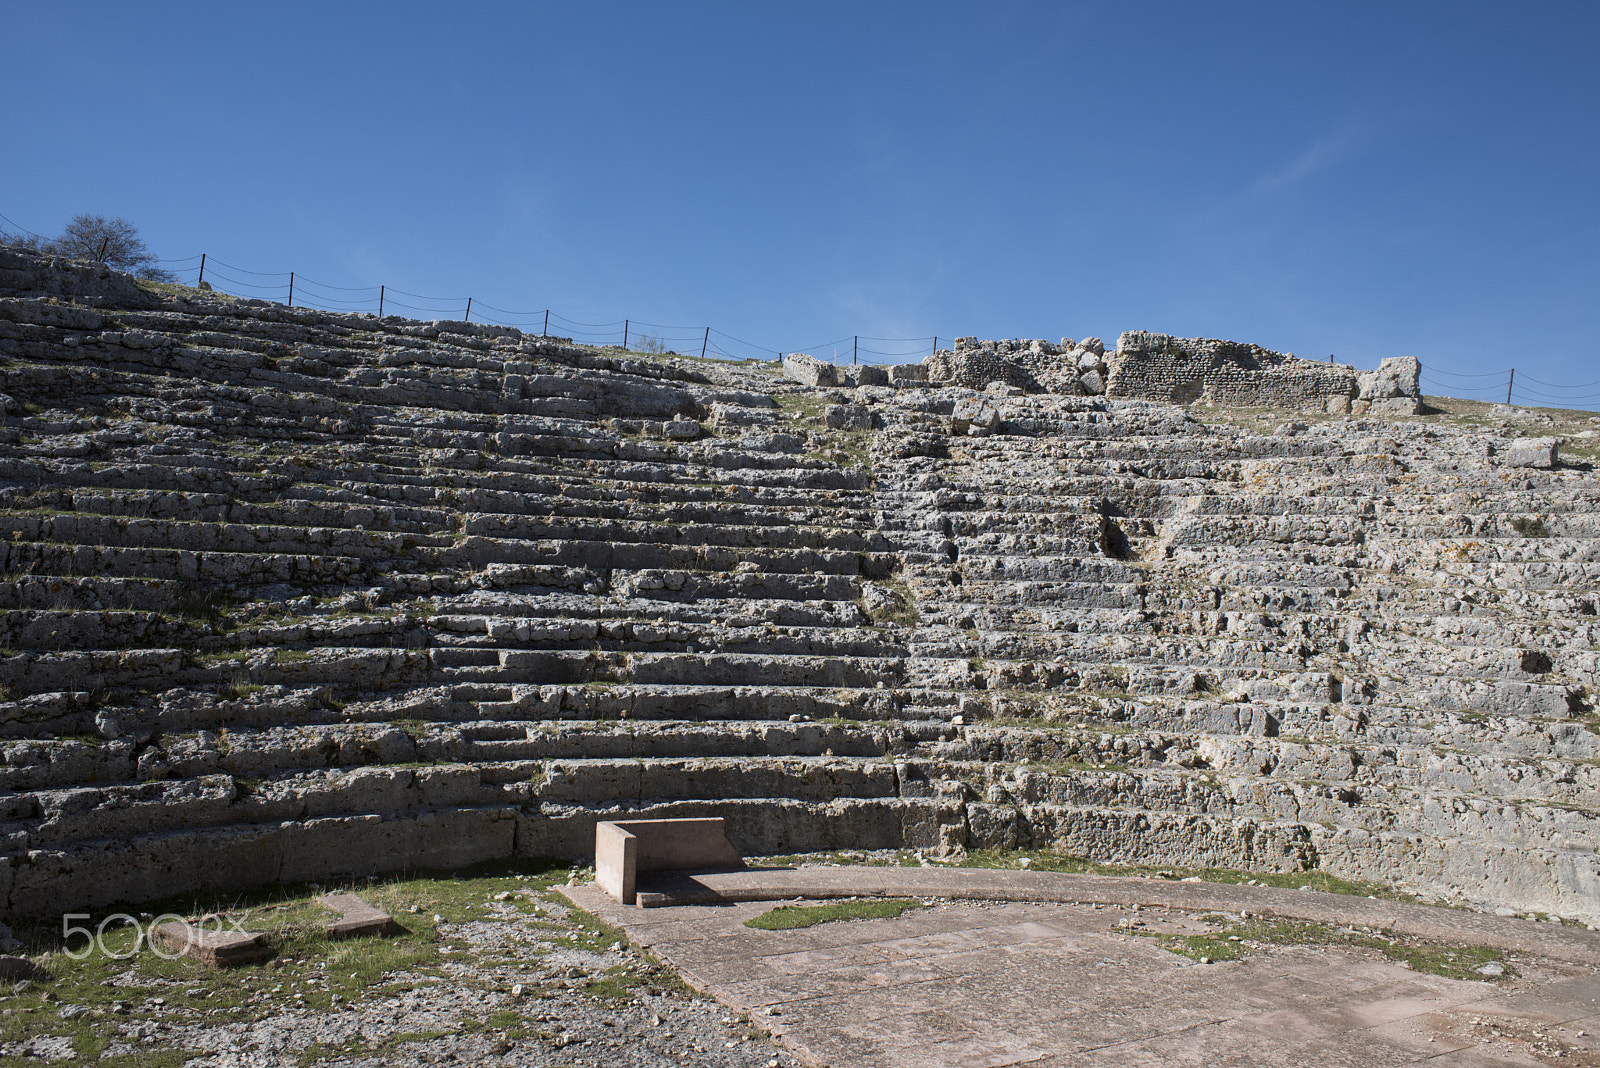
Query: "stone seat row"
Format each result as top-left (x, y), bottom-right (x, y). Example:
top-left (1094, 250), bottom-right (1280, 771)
top-left (12, 719), bottom-right (1595, 831)
top-left (0, 509), bottom-right (891, 556)
top-left (11, 699), bottom-right (1590, 803)
top-left (8, 750), bottom-right (1593, 910)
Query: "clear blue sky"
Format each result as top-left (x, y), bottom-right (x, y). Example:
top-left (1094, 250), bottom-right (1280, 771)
top-left (4, 2), bottom-right (1598, 404)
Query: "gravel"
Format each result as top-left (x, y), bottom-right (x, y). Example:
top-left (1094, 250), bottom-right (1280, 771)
top-left (0, 892), bottom-right (803, 1068)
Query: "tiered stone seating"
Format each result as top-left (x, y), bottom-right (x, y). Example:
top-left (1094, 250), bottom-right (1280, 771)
top-left (1, 247), bottom-right (1596, 924)
top-left (870, 400), bottom-right (1598, 919)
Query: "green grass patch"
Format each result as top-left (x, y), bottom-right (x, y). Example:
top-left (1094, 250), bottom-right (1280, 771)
top-left (0, 857), bottom-right (582, 1059)
top-left (1142, 915), bottom-right (1512, 981)
top-left (1509, 516), bottom-right (1551, 538)
top-left (390, 717), bottom-right (431, 740)
top-left (862, 578), bottom-right (920, 627)
top-left (744, 898), bottom-right (927, 930)
top-left (753, 849), bottom-right (925, 869)
top-left (929, 849), bottom-right (1416, 902)
top-left (772, 392), bottom-right (831, 425)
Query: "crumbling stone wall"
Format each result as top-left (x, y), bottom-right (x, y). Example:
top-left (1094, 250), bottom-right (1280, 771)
top-left (1106, 331), bottom-right (1421, 415)
top-left (925, 337), bottom-right (1110, 396)
top-left (916, 331), bottom-right (1422, 416)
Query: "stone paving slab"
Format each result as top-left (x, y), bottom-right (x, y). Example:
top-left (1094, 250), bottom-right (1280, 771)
top-left (318, 891), bottom-right (403, 939)
top-left (630, 866), bottom-right (1600, 966)
top-left (149, 921), bottom-right (272, 967)
top-left (564, 869), bottom-right (1600, 1067)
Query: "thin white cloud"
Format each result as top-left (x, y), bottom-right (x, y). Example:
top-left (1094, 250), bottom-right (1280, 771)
top-left (1252, 127), bottom-right (1366, 195)
top-left (829, 285), bottom-right (923, 337)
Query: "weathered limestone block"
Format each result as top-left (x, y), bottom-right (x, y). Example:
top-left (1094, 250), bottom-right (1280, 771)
top-left (705, 401), bottom-right (777, 429)
top-left (950, 397), bottom-right (999, 436)
top-left (782, 352), bottom-right (837, 387)
top-left (274, 808), bottom-right (518, 881)
top-left (1499, 436), bottom-right (1559, 469)
top-left (825, 404), bottom-right (873, 430)
top-left (521, 797), bottom-right (946, 861)
top-left (1104, 331), bottom-right (1422, 415)
top-left (0, 249), bottom-right (157, 307)
top-left (0, 297), bottom-right (105, 331)
top-left (1355, 356), bottom-right (1423, 414)
top-left (926, 348), bottom-right (1038, 393)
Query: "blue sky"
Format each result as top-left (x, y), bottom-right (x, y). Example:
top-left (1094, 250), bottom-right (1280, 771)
top-left (4, 2), bottom-right (1598, 405)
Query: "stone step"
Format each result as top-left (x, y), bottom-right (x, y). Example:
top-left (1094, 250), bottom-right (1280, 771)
top-left (424, 616), bottom-right (901, 658)
top-left (11, 705), bottom-right (1592, 825)
top-left (0, 513), bottom-right (453, 561)
top-left (427, 535), bottom-right (870, 577)
top-left (430, 590), bottom-right (862, 628)
top-left (459, 513), bottom-right (889, 553)
top-left (0, 541), bottom-right (365, 585)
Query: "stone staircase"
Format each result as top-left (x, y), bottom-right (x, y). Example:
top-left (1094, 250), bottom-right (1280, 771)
top-left (1, 247), bottom-right (1596, 923)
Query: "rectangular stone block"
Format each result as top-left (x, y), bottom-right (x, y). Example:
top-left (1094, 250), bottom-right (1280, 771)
top-left (150, 922), bottom-right (272, 967)
top-left (595, 821), bottom-right (638, 904)
top-left (595, 817), bottom-right (745, 906)
top-left (782, 352), bottom-right (836, 387)
top-left (319, 893), bottom-right (403, 940)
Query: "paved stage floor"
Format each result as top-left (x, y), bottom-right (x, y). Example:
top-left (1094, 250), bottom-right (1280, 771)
top-left (564, 871), bottom-right (1600, 1067)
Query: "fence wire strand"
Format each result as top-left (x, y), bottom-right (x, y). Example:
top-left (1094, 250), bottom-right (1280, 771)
top-left (15, 237), bottom-right (1595, 399)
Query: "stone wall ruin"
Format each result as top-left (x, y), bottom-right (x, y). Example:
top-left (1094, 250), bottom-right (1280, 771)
top-left (897, 332), bottom-right (1423, 416)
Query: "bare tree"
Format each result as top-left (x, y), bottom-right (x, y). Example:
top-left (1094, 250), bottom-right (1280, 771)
top-left (47, 214), bottom-right (175, 281)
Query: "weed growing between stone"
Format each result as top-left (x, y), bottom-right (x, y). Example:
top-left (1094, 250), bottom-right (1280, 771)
top-left (743, 898), bottom-right (927, 931)
top-left (913, 848), bottom-right (1420, 903)
top-left (1133, 914), bottom-right (1513, 982)
top-left (748, 847), bottom-right (1423, 902)
top-left (752, 849), bottom-right (926, 869)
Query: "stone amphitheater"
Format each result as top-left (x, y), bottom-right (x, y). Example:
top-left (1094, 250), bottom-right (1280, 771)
top-left (2, 246), bottom-right (1596, 930)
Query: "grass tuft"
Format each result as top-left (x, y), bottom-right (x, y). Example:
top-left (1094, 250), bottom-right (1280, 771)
top-left (744, 898), bottom-right (926, 930)
top-left (1140, 915), bottom-right (1513, 982)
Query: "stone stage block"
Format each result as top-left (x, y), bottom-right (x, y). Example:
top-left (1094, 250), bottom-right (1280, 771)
top-left (596, 817), bottom-right (746, 906)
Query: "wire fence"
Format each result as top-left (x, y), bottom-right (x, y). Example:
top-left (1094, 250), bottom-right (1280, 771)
top-left (181, 251), bottom-right (1600, 409)
top-left (147, 253), bottom-right (944, 367)
top-left (4, 213), bottom-right (1598, 408)
top-left (1420, 367), bottom-right (1600, 413)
